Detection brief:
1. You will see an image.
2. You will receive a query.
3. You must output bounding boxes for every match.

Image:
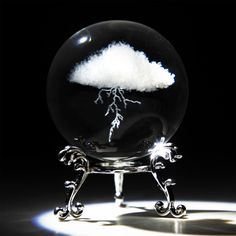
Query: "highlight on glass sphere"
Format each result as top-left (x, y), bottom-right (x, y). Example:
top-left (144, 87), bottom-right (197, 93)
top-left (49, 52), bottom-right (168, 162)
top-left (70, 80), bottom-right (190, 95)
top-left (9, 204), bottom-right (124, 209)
top-left (47, 20), bottom-right (188, 161)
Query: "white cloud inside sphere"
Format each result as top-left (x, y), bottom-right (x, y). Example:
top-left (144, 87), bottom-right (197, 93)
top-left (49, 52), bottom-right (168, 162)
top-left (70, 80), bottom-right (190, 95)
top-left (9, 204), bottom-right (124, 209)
top-left (70, 42), bottom-right (175, 92)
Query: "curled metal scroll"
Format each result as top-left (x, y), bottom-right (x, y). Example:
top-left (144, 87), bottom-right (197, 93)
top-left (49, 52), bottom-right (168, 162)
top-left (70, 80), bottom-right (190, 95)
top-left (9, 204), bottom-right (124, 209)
top-left (54, 146), bottom-right (89, 220)
top-left (149, 138), bottom-right (187, 218)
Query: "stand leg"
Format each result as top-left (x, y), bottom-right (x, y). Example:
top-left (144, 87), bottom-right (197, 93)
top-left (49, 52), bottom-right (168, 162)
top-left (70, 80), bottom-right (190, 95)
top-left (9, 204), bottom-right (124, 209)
top-left (149, 138), bottom-right (186, 218)
top-left (151, 168), bottom-right (186, 217)
top-left (114, 172), bottom-right (125, 206)
top-left (54, 146), bottom-right (89, 220)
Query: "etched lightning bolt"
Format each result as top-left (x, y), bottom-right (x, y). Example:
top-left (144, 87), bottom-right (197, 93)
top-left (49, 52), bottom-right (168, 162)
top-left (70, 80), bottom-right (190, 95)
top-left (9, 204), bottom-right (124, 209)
top-left (94, 87), bottom-right (141, 142)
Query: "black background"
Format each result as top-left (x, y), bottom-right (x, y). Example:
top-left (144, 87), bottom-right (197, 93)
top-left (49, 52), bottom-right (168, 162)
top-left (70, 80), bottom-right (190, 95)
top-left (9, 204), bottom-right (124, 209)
top-left (0, 1), bottom-right (235, 235)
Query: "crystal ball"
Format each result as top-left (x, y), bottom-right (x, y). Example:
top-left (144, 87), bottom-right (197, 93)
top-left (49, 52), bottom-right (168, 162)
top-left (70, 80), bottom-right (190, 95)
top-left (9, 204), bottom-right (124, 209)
top-left (47, 20), bottom-right (188, 161)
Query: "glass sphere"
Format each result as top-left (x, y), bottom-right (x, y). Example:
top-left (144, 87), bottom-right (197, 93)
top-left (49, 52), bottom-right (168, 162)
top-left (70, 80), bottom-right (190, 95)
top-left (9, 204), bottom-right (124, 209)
top-left (47, 20), bottom-right (188, 162)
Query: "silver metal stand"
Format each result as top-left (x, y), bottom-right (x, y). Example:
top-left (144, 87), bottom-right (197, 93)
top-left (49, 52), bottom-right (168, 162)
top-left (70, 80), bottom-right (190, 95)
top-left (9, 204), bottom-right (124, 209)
top-left (54, 139), bottom-right (186, 220)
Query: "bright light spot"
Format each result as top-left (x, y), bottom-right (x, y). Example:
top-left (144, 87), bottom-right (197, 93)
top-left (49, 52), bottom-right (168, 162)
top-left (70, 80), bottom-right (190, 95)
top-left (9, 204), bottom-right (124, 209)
top-left (149, 137), bottom-right (172, 160)
top-left (34, 201), bottom-right (236, 236)
top-left (227, 220), bottom-right (236, 225)
top-left (78, 36), bottom-right (90, 44)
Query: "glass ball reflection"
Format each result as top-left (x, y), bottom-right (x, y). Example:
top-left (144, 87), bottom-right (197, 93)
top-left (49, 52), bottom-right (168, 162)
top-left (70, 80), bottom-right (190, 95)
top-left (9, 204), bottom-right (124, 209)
top-left (47, 20), bottom-right (188, 161)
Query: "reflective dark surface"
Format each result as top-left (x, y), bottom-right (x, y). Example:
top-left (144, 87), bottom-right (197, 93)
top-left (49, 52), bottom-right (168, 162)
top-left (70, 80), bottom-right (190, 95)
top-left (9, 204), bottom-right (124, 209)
top-left (47, 21), bottom-right (188, 160)
top-left (3, 200), bottom-right (236, 236)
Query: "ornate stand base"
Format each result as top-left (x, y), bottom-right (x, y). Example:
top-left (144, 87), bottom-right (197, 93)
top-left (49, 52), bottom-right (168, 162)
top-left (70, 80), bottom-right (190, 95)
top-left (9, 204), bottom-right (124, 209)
top-left (54, 138), bottom-right (187, 220)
